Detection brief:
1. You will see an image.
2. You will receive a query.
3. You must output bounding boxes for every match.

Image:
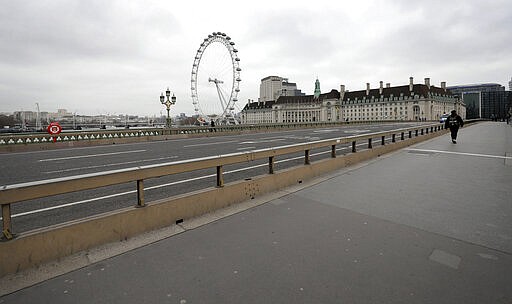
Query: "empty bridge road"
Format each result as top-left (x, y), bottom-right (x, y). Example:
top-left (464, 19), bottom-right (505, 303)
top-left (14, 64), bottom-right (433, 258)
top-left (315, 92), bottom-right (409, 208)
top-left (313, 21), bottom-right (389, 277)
top-left (1, 122), bottom-right (431, 233)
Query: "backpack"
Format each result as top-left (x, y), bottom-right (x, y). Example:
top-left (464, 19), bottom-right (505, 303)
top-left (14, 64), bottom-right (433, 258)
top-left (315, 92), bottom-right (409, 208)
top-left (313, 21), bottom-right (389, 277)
top-left (448, 116), bottom-right (459, 127)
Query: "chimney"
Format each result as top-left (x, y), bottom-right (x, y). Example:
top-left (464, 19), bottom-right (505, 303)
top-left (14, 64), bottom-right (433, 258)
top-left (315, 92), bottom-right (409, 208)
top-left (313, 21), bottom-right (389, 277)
top-left (340, 84), bottom-right (346, 101)
top-left (379, 81), bottom-right (383, 95)
top-left (409, 77), bottom-right (414, 92)
top-left (425, 77), bottom-right (430, 89)
top-left (366, 83), bottom-right (370, 96)
top-left (441, 81), bottom-right (446, 91)
top-left (386, 83), bottom-right (390, 88)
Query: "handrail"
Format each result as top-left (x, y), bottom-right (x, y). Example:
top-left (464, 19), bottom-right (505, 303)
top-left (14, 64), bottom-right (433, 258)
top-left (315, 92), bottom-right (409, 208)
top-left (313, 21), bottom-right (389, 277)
top-left (1, 122), bottom-right (448, 239)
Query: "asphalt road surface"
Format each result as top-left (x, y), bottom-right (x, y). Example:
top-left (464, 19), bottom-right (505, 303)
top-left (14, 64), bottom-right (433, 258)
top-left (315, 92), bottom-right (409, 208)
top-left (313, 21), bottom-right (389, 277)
top-left (0, 122), bottom-right (429, 233)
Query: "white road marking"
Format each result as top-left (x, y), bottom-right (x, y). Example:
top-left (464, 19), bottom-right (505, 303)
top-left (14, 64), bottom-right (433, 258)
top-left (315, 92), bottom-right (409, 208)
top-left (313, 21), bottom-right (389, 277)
top-left (237, 147), bottom-right (256, 150)
top-left (43, 156), bottom-right (179, 174)
top-left (405, 148), bottom-right (512, 160)
top-left (9, 143), bottom-right (365, 219)
top-left (11, 192), bottom-right (133, 218)
top-left (344, 129), bottom-right (371, 133)
top-left (183, 140), bottom-right (237, 148)
top-left (313, 129), bottom-right (339, 133)
top-left (239, 139), bottom-right (286, 144)
top-left (39, 150), bottom-right (147, 162)
top-left (260, 136), bottom-right (285, 140)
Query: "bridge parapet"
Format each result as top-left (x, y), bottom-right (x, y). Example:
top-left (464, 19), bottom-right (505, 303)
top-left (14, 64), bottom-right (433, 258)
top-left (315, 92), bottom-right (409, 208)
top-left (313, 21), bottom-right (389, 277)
top-left (2, 121), bottom-right (481, 278)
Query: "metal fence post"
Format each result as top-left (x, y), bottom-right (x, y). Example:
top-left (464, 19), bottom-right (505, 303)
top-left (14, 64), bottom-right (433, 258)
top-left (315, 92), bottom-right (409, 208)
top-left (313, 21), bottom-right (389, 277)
top-left (305, 149), bottom-right (310, 165)
top-left (269, 156), bottom-right (275, 174)
top-left (137, 179), bottom-right (145, 207)
top-left (331, 145), bottom-right (336, 158)
top-left (368, 138), bottom-right (372, 149)
top-left (352, 141), bottom-right (357, 153)
top-left (392, 134), bottom-right (396, 143)
top-left (217, 165), bottom-right (224, 187)
top-left (2, 204), bottom-right (13, 240)
top-left (381, 136), bottom-right (385, 146)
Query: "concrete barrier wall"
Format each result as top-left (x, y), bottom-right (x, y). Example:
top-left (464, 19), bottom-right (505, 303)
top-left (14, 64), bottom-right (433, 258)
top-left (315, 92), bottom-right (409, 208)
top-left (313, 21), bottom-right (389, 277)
top-left (0, 130), bottom-right (443, 277)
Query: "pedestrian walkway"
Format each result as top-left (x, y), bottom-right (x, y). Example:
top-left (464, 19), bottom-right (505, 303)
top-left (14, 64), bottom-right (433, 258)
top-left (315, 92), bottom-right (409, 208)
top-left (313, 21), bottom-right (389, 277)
top-left (1, 121), bottom-right (511, 303)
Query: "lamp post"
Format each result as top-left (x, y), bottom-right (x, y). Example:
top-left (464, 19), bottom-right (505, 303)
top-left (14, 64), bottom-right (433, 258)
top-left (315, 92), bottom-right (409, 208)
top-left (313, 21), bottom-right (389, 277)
top-left (160, 87), bottom-right (176, 128)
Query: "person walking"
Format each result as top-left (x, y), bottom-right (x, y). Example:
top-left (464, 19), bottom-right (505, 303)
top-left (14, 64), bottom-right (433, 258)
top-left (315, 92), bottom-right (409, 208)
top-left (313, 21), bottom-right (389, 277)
top-left (444, 110), bottom-right (464, 144)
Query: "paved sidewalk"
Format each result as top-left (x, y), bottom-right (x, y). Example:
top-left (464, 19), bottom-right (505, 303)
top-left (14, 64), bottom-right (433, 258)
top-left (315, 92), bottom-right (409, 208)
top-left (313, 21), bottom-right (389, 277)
top-left (1, 122), bottom-right (511, 303)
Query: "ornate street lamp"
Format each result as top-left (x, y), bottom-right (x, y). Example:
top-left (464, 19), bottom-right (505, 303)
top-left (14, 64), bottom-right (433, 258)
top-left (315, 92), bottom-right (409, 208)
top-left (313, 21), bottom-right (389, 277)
top-left (160, 87), bottom-right (176, 128)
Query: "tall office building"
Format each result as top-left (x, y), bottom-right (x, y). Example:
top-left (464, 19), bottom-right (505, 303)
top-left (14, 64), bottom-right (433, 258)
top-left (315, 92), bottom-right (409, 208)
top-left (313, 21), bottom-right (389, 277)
top-left (259, 76), bottom-right (305, 102)
top-left (447, 83), bottom-right (508, 119)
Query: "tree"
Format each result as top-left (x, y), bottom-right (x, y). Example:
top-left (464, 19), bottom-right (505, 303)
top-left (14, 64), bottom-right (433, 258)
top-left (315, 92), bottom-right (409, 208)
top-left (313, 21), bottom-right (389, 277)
top-left (0, 115), bottom-right (17, 127)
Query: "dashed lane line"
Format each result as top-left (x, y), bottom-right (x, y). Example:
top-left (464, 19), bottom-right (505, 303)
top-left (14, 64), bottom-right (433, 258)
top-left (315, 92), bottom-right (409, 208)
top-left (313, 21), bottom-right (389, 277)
top-left (9, 144), bottom-right (362, 219)
top-left (38, 150), bottom-right (147, 162)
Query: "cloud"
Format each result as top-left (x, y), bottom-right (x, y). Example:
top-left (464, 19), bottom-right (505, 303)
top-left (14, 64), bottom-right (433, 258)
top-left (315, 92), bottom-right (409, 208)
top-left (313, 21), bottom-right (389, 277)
top-left (0, 0), bottom-right (511, 116)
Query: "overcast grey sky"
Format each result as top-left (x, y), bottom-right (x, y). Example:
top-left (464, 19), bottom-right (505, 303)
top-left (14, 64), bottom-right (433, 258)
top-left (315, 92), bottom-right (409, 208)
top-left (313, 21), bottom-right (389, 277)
top-left (1, 0), bottom-right (511, 116)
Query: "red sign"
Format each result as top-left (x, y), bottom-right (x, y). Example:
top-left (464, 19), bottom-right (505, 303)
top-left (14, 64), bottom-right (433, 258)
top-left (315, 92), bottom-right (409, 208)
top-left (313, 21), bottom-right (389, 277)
top-left (47, 122), bottom-right (62, 142)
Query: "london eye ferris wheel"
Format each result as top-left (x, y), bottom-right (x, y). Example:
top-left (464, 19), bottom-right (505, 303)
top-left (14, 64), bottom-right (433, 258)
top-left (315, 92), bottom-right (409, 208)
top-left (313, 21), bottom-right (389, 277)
top-left (191, 32), bottom-right (241, 124)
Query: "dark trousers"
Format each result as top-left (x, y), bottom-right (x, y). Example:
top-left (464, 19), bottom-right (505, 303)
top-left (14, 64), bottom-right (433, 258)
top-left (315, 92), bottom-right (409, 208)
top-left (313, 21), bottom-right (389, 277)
top-left (450, 127), bottom-right (459, 140)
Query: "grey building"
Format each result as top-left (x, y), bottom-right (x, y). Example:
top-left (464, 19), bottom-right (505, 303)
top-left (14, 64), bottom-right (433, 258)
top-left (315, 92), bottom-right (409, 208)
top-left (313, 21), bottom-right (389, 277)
top-left (259, 76), bottom-right (305, 103)
top-left (447, 83), bottom-right (509, 119)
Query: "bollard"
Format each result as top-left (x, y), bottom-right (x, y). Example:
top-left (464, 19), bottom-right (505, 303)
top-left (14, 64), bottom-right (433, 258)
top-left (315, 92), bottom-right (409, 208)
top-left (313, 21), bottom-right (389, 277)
top-left (269, 156), bottom-right (275, 174)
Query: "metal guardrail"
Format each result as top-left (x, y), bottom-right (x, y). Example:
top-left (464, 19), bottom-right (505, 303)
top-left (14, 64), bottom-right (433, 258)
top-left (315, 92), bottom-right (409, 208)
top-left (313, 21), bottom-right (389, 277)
top-left (0, 123), bottom-right (445, 236)
top-left (0, 120), bottom-right (395, 146)
top-left (0, 123), bottom-right (450, 240)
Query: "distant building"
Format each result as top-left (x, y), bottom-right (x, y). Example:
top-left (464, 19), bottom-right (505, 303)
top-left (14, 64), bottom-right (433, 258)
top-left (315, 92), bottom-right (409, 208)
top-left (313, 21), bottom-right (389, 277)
top-left (509, 77), bottom-right (512, 91)
top-left (242, 77), bottom-right (464, 124)
top-left (241, 86), bottom-right (339, 124)
top-left (342, 78), bottom-right (462, 122)
top-left (259, 76), bottom-right (305, 103)
top-left (447, 83), bottom-right (509, 119)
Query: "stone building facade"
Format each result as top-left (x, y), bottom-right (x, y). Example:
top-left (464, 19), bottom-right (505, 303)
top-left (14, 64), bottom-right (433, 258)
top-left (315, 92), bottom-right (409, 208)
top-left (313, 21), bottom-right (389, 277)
top-left (241, 77), bottom-right (464, 124)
